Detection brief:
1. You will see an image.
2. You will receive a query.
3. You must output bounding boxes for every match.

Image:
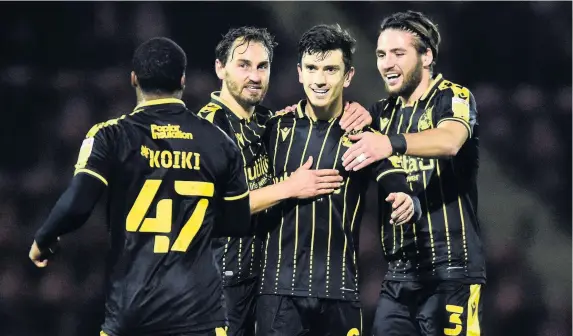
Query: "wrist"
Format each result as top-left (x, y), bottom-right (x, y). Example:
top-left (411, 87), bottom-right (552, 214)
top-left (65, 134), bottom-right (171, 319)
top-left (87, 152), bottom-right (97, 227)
top-left (388, 134), bottom-right (407, 155)
top-left (278, 179), bottom-right (295, 199)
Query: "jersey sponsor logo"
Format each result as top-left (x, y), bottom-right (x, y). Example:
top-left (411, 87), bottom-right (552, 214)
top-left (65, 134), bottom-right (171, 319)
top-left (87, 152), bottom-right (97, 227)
top-left (246, 155), bottom-right (271, 190)
top-left (151, 124), bottom-right (193, 140)
top-left (140, 145), bottom-right (201, 170)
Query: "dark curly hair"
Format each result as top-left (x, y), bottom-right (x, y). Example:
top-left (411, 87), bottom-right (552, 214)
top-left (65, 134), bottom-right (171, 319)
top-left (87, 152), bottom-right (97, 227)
top-left (298, 24), bottom-right (356, 74)
top-left (215, 26), bottom-right (277, 65)
top-left (379, 10), bottom-right (441, 70)
top-left (132, 37), bottom-right (187, 94)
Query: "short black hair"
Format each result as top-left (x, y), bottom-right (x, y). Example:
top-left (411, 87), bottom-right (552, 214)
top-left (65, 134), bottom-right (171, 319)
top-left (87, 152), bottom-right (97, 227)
top-left (297, 24), bottom-right (357, 74)
top-left (215, 26), bottom-right (277, 65)
top-left (132, 37), bottom-right (187, 94)
top-left (379, 11), bottom-right (441, 69)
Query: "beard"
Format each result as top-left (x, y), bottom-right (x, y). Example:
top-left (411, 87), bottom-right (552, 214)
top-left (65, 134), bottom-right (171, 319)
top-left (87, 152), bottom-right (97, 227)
top-left (387, 57), bottom-right (423, 99)
top-left (225, 76), bottom-right (267, 108)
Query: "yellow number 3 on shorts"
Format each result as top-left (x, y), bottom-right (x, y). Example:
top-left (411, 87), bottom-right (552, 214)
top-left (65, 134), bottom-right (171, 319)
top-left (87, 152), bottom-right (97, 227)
top-left (215, 326), bottom-right (228, 336)
top-left (347, 328), bottom-right (360, 336)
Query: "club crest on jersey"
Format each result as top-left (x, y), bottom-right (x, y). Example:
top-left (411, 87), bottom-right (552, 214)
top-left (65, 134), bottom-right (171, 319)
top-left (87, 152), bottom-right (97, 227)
top-left (341, 129), bottom-right (360, 147)
top-left (418, 106), bottom-right (433, 131)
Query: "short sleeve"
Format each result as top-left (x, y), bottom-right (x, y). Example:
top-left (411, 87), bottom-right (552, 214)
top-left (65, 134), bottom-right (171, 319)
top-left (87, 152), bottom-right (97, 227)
top-left (434, 83), bottom-right (478, 137)
top-left (222, 140), bottom-right (250, 201)
top-left (73, 124), bottom-right (117, 186)
top-left (372, 155), bottom-right (407, 183)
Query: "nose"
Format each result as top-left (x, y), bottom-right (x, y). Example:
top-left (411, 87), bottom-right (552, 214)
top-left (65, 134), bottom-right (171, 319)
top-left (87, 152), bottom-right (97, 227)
top-left (247, 68), bottom-right (262, 83)
top-left (314, 71), bottom-right (327, 87)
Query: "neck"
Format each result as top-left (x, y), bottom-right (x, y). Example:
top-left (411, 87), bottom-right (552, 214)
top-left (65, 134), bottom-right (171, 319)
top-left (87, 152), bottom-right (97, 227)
top-left (220, 86), bottom-right (255, 119)
top-left (137, 90), bottom-right (182, 105)
top-left (305, 96), bottom-right (343, 121)
top-left (400, 71), bottom-right (433, 106)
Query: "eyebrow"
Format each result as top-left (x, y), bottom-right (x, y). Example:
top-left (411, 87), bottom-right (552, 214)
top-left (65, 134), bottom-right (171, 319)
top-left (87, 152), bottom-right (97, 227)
top-left (236, 59), bottom-right (270, 66)
top-left (376, 47), bottom-right (408, 54)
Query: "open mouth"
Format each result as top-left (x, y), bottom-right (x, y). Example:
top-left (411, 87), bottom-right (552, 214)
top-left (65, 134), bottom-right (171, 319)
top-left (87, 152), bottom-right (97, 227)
top-left (245, 85), bottom-right (262, 93)
top-left (311, 88), bottom-right (329, 97)
top-left (385, 73), bottom-right (401, 86)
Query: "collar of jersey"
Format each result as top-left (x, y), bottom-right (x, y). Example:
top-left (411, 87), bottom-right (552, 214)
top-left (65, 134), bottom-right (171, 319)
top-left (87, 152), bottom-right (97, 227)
top-left (210, 91), bottom-right (253, 122)
top-left (398, 73), bottom-right (443, 107)
top-left (134, 98), bottom-right (185, 110)
top-left (295, 99), bottom-right (342, 123)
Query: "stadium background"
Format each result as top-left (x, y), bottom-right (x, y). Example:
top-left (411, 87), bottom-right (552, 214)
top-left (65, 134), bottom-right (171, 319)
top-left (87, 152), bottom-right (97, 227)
top-left (0, 2), bottom-right (570, 336)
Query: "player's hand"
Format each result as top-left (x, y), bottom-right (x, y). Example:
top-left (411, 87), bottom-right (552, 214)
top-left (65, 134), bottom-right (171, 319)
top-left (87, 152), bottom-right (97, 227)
top-left (386, 193), bottom-right (415, 225)
top-left (275, 104), bottom-right (298, 115)
top-left (342, 132), bottom-right (392, 171)
top-left (29, 239), bottom-right (59, 268)
top-left (340, 101), bottom-right (372, 131)
top-left (286, 156), bottom-right (343, 199)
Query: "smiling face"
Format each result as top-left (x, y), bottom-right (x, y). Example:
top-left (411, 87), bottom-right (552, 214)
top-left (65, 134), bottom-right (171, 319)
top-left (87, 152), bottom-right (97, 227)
top-left (216, 38), bottom-right (270, 107)
top-left (298, 49), bottom-right (354, 110)
top-left (376, 28), bottom-right (426, 98)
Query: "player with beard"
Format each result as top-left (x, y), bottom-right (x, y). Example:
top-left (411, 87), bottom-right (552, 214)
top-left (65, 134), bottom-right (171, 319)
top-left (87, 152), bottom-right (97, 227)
top-left (341, 11), bottom-right (485, 336)
top-left (197, 27), bottom-right (366, 336)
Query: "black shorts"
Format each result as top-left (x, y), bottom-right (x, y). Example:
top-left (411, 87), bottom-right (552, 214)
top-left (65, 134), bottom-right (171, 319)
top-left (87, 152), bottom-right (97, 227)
top-left (256, 294), bottom-right (362, 336)
top-left (373, 280), bottom-right (483, 336)
top-left (100, 327), bottom-right (227, 336)
top-left (223, 278), bottom-right (258, 336)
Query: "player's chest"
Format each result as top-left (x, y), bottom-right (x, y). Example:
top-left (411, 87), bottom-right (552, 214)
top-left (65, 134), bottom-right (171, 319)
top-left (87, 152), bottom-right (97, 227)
top-left (270, 120), bottom-right (348, 173)
top-left (379, 106), bottom-right (435, 135)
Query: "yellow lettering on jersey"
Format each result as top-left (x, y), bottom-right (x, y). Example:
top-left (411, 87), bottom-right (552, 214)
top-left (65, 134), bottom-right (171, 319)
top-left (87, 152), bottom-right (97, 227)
top-left (401, 155), bottom-right (435, 174)
top-left (247, 155), bottom-right (270, 182)
top-left (141, 145), bottom-right (201, 170)
top-left (151, 124), bottom-right (193, 140)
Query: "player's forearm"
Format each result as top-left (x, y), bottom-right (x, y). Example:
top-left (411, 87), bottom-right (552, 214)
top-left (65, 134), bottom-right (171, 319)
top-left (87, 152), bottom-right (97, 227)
top-left (379, 173), bottom-right (422, 222)
top-left (34, 174), bottom-right (104, 249)
top-left (249, 181), bottom-right (293, 214)
top-left (400, 128), bottom-right (461, 158)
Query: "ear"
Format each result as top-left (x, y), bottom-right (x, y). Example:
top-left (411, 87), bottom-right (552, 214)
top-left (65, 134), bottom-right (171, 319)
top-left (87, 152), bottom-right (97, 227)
top-left (215, 59), bottom-right (225, 80)
top-left (343, 66), bottom-right (355, 88)
top-left (131, 71), bottom-right (138, 88)
top-left (422, 48), bottom-right (433, 68)
top-left (297, 63), bottom-right (303, 84)
top-left (180, 74), bottom-right (186, 90)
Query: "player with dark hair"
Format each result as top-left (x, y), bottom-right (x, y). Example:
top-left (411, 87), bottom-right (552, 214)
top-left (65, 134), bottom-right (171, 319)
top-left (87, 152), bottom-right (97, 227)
top-left (257, 24), bottom-right (421, 335)
top-left (198, 26), bottom-right (375, 336)
top-left (341, 10), bottom-right (485, 336)
top-left (29, 37), bottom-right (252, 336)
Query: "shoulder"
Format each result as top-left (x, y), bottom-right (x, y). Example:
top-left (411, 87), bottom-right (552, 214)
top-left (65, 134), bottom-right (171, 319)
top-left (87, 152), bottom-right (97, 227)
top-left (369, 96), bottom-right (399, 115)
top-left (435, 77), bottom-right (474, 102)
top-left (84, 113), bottom-right (133, 140)
top-left (197, 100), bottom-right (226, 124)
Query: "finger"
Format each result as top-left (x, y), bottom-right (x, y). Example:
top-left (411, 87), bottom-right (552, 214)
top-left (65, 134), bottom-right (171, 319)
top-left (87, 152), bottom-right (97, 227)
top-left (392, 198), bottom-right (410, 215)
top-left (342, 143), bottom-right (364, 166)
top-left (340, 103), bottom-right (351, 125)
top-left (314, 168), bottom-right (341, 177)
top-left (352, 157), bottom-right (375, 171)
top-left (348, 133), bottom-right (364, 141)
top-left (301, 156), bottom-right (313, 169)
top-left (33, 259), bottom-right (48, 268)
top-left (340, 111), bottom-right (360, 130)
top-left (395, 206), bottom-right (414, 225)
top-left (317, 175), bottom-right (344, 183)
top-left (341, 142), bottom-right (362, 161)
top-left (314, 188), bottom-right (336, 196)
top-left (353, 116), bottom-right (370, 131)
top-left (345, 114), bottom-right (363, 131)
top-left (385, 192), bottom-right (396, 202)
top-left (317, 182), bottom-right (343, 190)
top-left (390, 194), bottom-right (407, 209)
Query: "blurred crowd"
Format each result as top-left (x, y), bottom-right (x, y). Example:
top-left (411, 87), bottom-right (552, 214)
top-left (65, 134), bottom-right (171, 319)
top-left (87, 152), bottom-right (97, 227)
top-left (0, 2), bottom-right (570, 336)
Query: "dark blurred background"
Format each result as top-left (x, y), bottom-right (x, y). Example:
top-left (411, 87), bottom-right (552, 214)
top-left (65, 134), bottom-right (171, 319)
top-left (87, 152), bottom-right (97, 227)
top-left (0, 2), bottom-right (571, 336)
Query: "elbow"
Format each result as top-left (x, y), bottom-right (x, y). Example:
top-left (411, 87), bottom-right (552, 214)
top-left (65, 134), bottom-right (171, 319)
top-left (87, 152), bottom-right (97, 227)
top-left (442, 142), bottom-right (461, 157)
